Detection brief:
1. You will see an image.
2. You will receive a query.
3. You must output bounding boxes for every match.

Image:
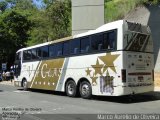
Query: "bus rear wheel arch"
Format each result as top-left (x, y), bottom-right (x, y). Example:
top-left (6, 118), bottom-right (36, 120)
top-left (65, 79), bottom-right (77, 97)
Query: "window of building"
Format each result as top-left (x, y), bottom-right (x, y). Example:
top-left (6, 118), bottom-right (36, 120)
top-left (70, 39), bottom-right (80, 54)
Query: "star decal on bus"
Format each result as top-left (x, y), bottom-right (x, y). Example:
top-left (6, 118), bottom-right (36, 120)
top-left (85, 67), bottom-right (91, 76)
top-left (85, 53), bottom-right (120, 87)
top-left (90, 74), bottom-right (98, 86)
top-left (99, 53), bottom-right (120, 73)
top-left (91, 59), bottom-right (103, 76)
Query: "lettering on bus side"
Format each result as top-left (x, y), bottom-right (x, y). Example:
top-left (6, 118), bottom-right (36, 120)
top-left (30, 59), bottom-right (65, 90)
top-left (41, 63), bottom-right (61, 78)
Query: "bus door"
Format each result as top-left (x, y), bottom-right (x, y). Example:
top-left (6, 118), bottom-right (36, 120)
top-left (14, 52), bottom-right (22, 77)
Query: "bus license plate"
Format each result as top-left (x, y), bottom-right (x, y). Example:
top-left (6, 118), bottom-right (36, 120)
top-left (138, 76), bottom-right (144, 82)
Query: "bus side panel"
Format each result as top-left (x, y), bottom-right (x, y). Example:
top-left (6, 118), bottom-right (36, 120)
top-left (60, 51), bottom-right (123, 96)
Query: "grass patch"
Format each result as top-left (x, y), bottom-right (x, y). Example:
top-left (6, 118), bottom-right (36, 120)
top-left (105, 0), bottom-right (148, 22)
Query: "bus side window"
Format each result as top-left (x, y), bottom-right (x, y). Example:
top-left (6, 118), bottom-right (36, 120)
top-left (108, 31), bottom-right (116, 49)
top-left (49, 44), bottom-right (55, 57)
top-left (16, 52), bottom-right (21, 60)
top-left (42, 46), bottom-right (49, 58)
top-left (63, 41), bottom-right (70, 56)
top-left (23, 50), bottom-right (31, 60)
top-left (55, 43), bottom-right (63, 56)
top-left (37, 48), bottom-right (42, 59)
top-left (91, 34), bottom-right (103, 51)
top-left (31, 48), bottom-right (38, 60)
top-left (70, 39), bottom-right (80, 55)
top-left (80, 37), bottom-right (90, 53)
top-left (103, 33), bottom-right (109, 49)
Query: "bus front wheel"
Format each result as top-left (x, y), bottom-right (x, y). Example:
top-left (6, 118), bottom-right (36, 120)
top-left (22, 79), bottom-right (28, 90)
top-left (79, 81), bottom-right (92, 99)
top-left (65, 80), bottom-right (77, 97)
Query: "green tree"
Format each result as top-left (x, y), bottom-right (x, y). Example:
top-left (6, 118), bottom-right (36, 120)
top-left (0, 10), bottom-right (32, 67)
top-left (28, 0), bottom-right (71, 45)
top-left (0, 1), bottom-right (7, 12)
top-left (45, 0), bottom-right (71, 40)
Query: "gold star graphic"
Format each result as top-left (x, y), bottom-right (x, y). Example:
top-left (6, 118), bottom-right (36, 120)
top-left (91, 59), bottom-right (104, 76)
top-left (85, 67), bottom-right (91, 76)
top-left (90, 75), bottom-right (98, 85)
top-left (99, 53), bottom-right (120, 73)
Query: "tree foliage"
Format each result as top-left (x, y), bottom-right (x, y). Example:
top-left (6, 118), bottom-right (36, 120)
top-left (27, 0), bottom-right (71, 45)
top-left (0, 0), bottom-right (71, 69)
top-left (0, 10), bottom-right (32, 68)
top-left (45, 0), bottom-right (71, 40)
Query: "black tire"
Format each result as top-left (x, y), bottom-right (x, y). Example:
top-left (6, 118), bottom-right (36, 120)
top-left (65, 80), bottom-right (77, 97)
top-left (79, 81), bottom-right (92, 99)
top-left (22, 79), bottom-right (28, 90)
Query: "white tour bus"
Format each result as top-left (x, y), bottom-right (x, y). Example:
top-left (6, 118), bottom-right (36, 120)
top-left (14, 20), bottom-right (154, 99)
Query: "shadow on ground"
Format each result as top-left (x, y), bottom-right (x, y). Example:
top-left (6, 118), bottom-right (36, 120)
top-left (17, 88), bottom-right (66, 96)
top-left (92, 92), bottom-right (160, 104)
top-left (17, 88), bottom-right (160, 104)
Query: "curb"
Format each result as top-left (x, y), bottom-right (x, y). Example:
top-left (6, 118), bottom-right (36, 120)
top-left (0, 81), bottom-right (14, 86)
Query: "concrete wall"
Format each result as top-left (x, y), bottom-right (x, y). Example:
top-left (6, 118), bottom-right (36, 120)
top-left (72, 0), bottom-right (104, 36)
top-left (125, 5), bottom-right (160, 86)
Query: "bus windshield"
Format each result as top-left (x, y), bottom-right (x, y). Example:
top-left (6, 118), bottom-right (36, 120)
top-left (14, 52), bottom-right (21, 77)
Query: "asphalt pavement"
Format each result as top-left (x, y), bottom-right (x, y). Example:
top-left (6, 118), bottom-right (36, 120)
top-left (0, 82), bottom-right (160, 120)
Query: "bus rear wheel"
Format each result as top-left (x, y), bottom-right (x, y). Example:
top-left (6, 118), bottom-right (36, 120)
top-left (65, 80), bottom-right (77, 97)
top-left (79, 81), bottom-right (92, 99)
top-left (22, 79), bottom-right (28, 90)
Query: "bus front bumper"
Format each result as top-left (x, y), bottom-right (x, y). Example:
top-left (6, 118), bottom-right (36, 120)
top-left (14, 81), bottom-right (21, 87)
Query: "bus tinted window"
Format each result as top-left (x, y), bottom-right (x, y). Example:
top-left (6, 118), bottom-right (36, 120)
top-left (91, 34), bottom-right (103, 51)
top-left (103, 31), bottom-right (116, 50)
top-left (63, 41), bottom-right (70, 56)
top-left (70, 39), bottom-right (80, 54)
top-left (31, 49), bottom-right (38, 60)
top-left (103, 33), bottom-right (109, 49)
top-left (37, 48), bottom-right (42, 58)
top-left (42, 46), bottom-right (49, 58)
top-left (55, 43), bottom-right (63, 56)
top-left (16, 52), bottom-right (21, 60)
top-left (49, 45), bottom-right (55, 57)
top-left (24, 50), bottom-right (31, 60)
top-left (108, 31), bottom-right (116, 49)
top-left (91, 30), bottom-right (117, 51)
top-left (80, 37), bottom-right (90, 53)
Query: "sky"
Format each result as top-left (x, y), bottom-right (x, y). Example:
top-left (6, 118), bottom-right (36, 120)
top-left (0, 0), bottom-right (45, 9)
top-left (33, 0), bottom-right (45, 8)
